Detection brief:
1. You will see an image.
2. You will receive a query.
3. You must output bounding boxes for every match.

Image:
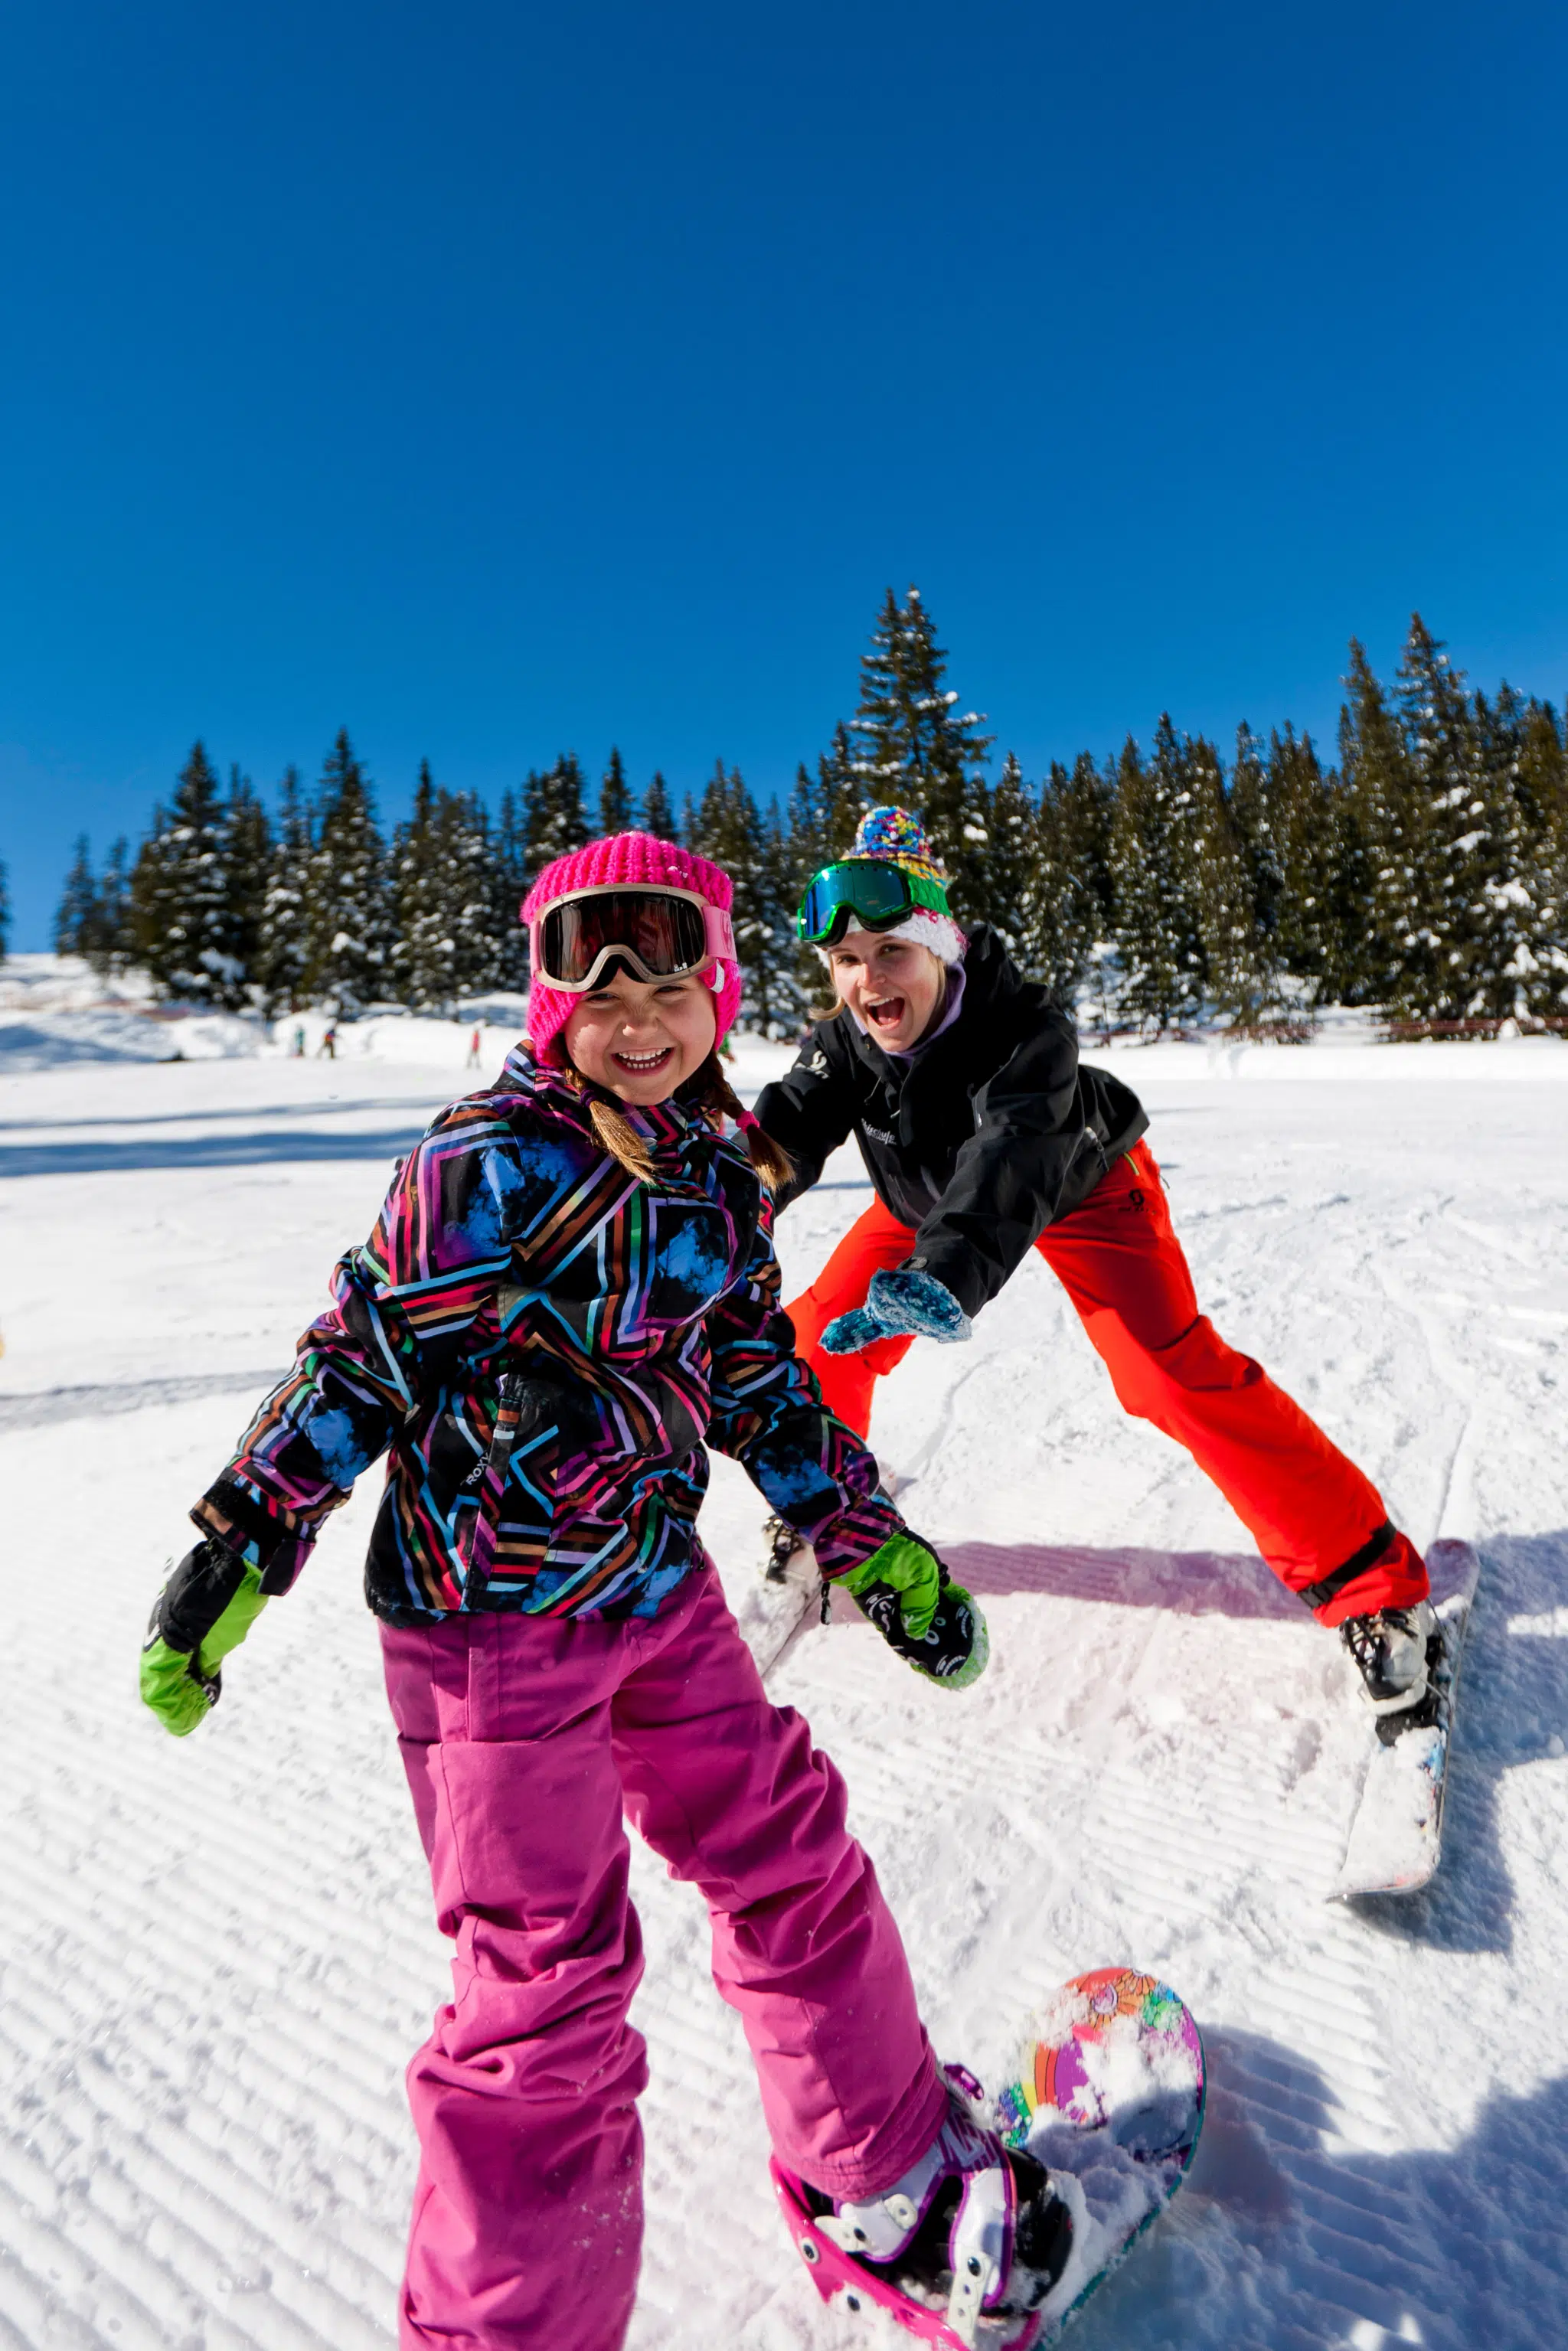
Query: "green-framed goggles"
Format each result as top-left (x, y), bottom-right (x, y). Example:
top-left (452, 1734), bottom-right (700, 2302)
top-left (797, 859), bottom-right (951, 946)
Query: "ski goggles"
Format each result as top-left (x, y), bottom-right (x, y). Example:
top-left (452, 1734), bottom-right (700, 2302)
top-left (528, 883), bottom-right (736, 993)
top-left (797, 858), bottom-right (951, 946)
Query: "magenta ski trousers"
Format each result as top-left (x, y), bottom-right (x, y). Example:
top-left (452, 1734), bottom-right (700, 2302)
top-left (380, 1562), bottom-right (946, 2351)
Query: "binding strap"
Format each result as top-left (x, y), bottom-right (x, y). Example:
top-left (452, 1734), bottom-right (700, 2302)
top-left (1298, 1519), bottom-right (1395, 1613)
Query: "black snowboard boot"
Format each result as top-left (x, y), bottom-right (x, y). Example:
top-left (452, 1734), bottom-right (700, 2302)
top-left (763, 1514), bottom-right (816, 1586)
top-left (1341, 1600), bottom-right (1439, 1716)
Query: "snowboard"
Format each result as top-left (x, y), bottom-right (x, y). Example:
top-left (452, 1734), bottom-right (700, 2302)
top-left (773, 1967), bottom-right (1205, 2350)
top-left (750, 1548), bottom-right (828, 1684)
top-left (1332, 1538), bottom-right (1480, 1900)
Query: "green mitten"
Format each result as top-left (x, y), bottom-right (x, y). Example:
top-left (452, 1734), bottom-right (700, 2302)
top-left (140, 1538), bottom-right (269, 1736)
top-left (841, 1533), bottom-right (988, 1690)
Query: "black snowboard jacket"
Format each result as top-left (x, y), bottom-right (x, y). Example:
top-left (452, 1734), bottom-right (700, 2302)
top-left (755, 927), bottom-right (1148, 1321)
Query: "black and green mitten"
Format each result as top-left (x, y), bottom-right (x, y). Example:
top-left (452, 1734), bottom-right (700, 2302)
top-left (140, 1537), bottom-right (269, 1736)
top-left (840, 1532), bottom-right (989, 1690)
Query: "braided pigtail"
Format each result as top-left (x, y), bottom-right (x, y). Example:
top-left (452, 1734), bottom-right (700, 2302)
top-left (691, 1053), bottom-right (794, 1193)
top-left (561, 1067), bottom-right (658, 1184)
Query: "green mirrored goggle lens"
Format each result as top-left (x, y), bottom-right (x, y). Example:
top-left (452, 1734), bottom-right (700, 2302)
top-left (797, 861), bottom-right (948, 944)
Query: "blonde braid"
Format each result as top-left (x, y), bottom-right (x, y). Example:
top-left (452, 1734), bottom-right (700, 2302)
top-left (691, 1053), bottom-right (795, 1193)
top-left (561, 1068), bottom-right (658, 1184)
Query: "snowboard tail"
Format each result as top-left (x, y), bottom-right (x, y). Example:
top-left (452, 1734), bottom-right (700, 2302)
top-left (775, 1967), bottom-right (1204, 2350)
top-left (1333, 1539), bottom-right (1479, 1899)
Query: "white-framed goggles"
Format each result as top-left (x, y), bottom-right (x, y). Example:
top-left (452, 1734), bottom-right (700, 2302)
top-left (528, 882), bottom-right (737, 994)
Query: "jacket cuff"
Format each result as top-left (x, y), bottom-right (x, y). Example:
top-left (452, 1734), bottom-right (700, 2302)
top-left (814, 1491), bottom-right (905, 1581)
top-left (191, 1475), bottom-right (318, 1595)
top-left (902, 1242), bottom-right (988, 1324)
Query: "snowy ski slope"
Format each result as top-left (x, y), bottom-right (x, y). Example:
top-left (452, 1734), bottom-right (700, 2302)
top-left (0, 1032), bottom-right (1564, 2351)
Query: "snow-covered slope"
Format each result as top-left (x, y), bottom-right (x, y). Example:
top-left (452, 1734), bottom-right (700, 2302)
top-left (0, 1036), bottom-right (1563, 2350)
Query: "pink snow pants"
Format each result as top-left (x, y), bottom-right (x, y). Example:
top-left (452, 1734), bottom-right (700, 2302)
top-left (380, 1562), bottom-right (946, 2351)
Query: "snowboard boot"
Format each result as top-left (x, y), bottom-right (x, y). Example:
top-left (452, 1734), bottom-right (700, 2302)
top-left (789, 2080), bottom-right (1072, 2343)
top-left (1341, 1599), bottom-right (1439, 1716)
top-left (763, 1514), bottom-right (818, 1588)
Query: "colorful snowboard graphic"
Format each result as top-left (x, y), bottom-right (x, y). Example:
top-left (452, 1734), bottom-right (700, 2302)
top-left (1333, 1538), bottom-right (1481, 1899)
top-left (773, 1967), bottom-right (1204, 2350)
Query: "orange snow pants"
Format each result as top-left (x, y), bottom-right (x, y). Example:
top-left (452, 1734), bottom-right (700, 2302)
top-left (785, 1141), bottom-right (1426, 1626)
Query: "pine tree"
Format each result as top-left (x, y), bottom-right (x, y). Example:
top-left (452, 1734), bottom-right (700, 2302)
top-left (847, 586), bottom-right (995, 919)
top-left (492, 787), bottom-right (532, 990)
top-left (687, 762), bottom-right (800, 1033)
top-left (257, 768), bottom-right (312, 1014)
top-left (1514, 698), bottom-right (1568, 1017)
top-left (0, 861), bottom-right (9, 965)
top-left (1392, 616), bottom-right (1494, 1020)
top-left (1189, 735), bottom-right (1279, 1026)
top-left (986, 752), bottom-right (1038, 963)
top-left (129, 741), bottom-right (234, 1001)
top-left (302, 730), bottom-right (394, 1014)
top-left (394, 763), bottom-right (501, 1010)
top-left (96, 838), bottom-right (132, 975)
top-left (217, 767), bottom-right (272, 1009)
top-left (598, 747), bottom-right (634, 835)
top-left (641, 771), bottom-right (678, 840)
top-left (55, 837), bottom-right (101, 958)
top-left (1338, 641), bottom-right (1414, 1008)
top-left (521, 754), bottom-right (589, 887)
top-left (1108, 721), bottom-right (1207, 1031)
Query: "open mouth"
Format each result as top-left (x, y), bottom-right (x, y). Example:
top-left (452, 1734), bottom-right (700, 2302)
top-left (612, 1046), bottom-right (674, 1076)
top-left (864, 994), bottom-right (906, 1033)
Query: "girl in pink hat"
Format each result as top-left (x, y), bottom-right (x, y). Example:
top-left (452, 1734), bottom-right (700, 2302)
top-left (138, 831), bottom-right (1068, 2349)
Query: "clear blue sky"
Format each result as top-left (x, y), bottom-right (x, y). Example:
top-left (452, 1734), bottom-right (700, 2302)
top-left (2, 0), bottom-right (1565, 946)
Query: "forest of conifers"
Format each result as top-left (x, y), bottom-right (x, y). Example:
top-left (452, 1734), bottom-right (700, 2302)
top-left (50, 588), bottom-right (1568, 1037)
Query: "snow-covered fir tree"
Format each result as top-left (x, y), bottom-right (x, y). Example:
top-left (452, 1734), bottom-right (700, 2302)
top-left (848, 586), bottom-right (995, 920)
top-left (642, 771), bottom-right (678, 840)
top-left (55, 838), bottom-right (100, 958)
top-left (687, 762), bottom-right (800, 1034)
top-left (1109, 721), bottom-right (1207, 1030)
top-left (1189, 736), bottom-right (1279, 1026)
top-left (129, 743), bottom-right (237, 1002)
top-left (220, 768), bottom-right (273, 1008)
top-left (598, 748), bottom-right (634, 835)
top-left (302, 731), bottom-right (394, 1014)
top-left (491, 788), bottom-right (531, 991)
top-left (256, 769), bottom-right (311, 1013)
top-left (521, 755), bottom-right (590, 888)
top-left (1338, 642), bottom-right (1413, 1008)
top-left (394, 762), bottom-right (501, 1010)
top-left (985, 752), bottom-right (1039, 964)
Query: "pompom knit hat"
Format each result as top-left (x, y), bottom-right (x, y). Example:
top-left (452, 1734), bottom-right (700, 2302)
top-left (521, 831), bottom-right (744, 1068)
top-left (822, 805), bottom-right (967, 967)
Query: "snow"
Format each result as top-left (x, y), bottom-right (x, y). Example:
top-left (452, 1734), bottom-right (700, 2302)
top-left (1, 1024), bottom-right (1565, 2349)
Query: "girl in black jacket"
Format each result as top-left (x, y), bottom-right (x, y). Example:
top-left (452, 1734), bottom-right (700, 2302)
top-left (756, 807), bottom-right (1436, 1718)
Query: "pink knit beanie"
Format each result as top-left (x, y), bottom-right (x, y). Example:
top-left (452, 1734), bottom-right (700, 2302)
top-left (521, 831), bottom-right (745, 1068)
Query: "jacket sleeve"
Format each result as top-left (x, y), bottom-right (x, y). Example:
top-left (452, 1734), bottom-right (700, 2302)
top-left (907, 1013), bottom-right (1103, 1321)
top-left (753, 1024), bottom-right (857, 1210)
top-left (191, 1105), bottom-right (524, 1591)
top-left (704, 1194), bottom-right (903, 1575)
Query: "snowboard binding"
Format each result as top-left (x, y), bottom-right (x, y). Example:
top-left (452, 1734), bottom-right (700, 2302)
top-left (773, 2077), bottom-right (1071, 2349)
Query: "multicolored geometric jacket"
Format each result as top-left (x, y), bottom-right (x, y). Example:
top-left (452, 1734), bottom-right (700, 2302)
top-left (193, 1047), bottom-right (902, 1624)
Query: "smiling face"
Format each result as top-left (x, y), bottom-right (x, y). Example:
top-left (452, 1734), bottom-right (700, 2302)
top-left (825, 929), bottom-right (948, 1052)
top-left (562, 967), bottom-right (718, 1103)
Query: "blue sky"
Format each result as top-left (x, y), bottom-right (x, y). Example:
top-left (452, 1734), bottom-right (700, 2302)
top-left (2, 0), bottom-right (1565, 945)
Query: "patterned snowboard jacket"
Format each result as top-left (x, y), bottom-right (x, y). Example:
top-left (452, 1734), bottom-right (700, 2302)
top-left (194, 1047), bottom-right (901, 1624)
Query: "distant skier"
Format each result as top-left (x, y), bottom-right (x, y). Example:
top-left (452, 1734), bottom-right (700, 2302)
top-left (756, 807), bottom-right (1436, 1718)
top-left (316, 1021), bottom-right (337, 1060)
top-left (138, 832), bottom-right (1067, 2350)
top-left (292, 1022), bottom-right (306, 1058)
top-left (465, 1020), bottom-right (483, 1068)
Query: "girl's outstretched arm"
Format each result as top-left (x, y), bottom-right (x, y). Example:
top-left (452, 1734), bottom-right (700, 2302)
top-left (191, 1101), bottom-right (524, 1592)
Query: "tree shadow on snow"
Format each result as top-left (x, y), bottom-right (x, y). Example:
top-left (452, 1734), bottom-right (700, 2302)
top-left (0, 1122), bottom-right (430, 1177)
top-left (1067, 2024), bottom-right (1568, 2351)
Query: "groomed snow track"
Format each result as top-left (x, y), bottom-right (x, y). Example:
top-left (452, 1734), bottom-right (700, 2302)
top-left (1, 1042), bottom-right (1565, 2349)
